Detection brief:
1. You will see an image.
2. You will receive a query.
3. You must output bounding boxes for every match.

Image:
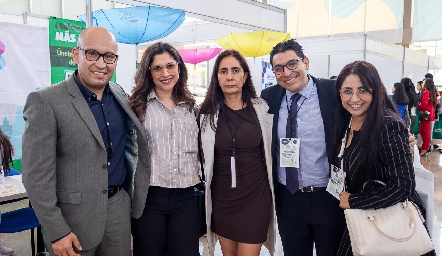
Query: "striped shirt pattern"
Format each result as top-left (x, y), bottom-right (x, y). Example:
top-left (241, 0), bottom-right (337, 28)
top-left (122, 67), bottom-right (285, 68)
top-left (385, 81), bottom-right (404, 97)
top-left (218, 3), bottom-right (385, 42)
top-left (143, 91), bottom-right (200, 188)
top-left (337, 113), bottom-right (428, 256)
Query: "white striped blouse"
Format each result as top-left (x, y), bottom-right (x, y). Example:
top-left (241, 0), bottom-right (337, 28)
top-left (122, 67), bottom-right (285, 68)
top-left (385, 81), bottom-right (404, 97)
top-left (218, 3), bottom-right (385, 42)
top-left (143, 91), bottom-right (200, 188)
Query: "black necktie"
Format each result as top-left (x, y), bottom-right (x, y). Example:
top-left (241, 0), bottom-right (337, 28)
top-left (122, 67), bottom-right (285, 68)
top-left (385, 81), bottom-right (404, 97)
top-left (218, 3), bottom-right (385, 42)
top-left (286, 93), bottom-right (302, 194)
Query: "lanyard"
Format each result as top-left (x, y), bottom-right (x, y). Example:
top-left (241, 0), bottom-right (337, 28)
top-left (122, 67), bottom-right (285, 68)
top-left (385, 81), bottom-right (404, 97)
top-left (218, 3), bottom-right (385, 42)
top-left (285, 93), bottom-right (306, 137)
top-left (223, 102), bottom-right (245, 158)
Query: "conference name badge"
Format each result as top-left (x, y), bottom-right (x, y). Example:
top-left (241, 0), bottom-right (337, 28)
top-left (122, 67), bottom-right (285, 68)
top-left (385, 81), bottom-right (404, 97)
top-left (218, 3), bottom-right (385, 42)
top-left (280, 138), bottom-right (300, 168)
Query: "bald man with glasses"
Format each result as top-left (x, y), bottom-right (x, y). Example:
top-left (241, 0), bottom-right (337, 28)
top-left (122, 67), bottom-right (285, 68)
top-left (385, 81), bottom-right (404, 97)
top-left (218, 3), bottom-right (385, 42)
top-left (22, 26), bottom-right (150, 256)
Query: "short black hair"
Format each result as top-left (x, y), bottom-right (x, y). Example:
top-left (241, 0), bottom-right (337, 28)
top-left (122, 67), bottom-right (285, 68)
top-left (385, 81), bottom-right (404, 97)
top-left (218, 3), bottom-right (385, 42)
top-left (270, 39), bottom-right (305, 65)
top-left (425, 73), bottom-right (433, 79)
top-left (330, 75), bottom-right (337, 79)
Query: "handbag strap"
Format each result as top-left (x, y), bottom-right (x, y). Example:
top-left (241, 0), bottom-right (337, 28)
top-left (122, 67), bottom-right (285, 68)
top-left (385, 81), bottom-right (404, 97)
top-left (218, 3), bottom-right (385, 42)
top-left (362, 179), bottom-right (423, 241)
top-left (367, 199), bottom-right (417, 242)
top-left (196, 112), bottom-right (205, 183)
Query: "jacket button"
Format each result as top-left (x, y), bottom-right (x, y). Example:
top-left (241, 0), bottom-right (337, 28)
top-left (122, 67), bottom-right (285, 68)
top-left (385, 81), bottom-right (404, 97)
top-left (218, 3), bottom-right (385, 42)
top-left (102, 164), bottom-right (107, 169)
top-left (103, 189), bottom-right (108, 194)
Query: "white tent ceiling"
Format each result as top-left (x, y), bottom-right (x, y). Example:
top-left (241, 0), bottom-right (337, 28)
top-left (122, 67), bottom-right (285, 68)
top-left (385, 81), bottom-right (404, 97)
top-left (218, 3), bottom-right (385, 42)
top-left (110, 0), bottom-right (287, 46)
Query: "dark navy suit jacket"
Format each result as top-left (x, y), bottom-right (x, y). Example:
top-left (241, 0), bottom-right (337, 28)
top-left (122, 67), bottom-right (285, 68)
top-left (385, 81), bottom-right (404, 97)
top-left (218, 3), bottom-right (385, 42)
top-left (260, 76), bottom-right (337, 184)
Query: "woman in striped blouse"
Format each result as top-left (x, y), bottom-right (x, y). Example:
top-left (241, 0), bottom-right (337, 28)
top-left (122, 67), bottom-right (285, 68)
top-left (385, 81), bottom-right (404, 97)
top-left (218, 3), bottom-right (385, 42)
top-left (129, 42), bottom-right (200, 256)
top-left (328, 61), bottom-right (434, 256)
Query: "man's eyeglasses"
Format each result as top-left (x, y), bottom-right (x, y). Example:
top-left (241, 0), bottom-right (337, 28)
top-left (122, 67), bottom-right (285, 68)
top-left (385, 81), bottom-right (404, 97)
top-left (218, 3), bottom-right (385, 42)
top-left (149, 62), bottom-right (179, 75)
top-left (340, 88), bottom-right (372, 98)
top-left (77, 47), bottom-right (118, 64)
top-left (272, 58), bottom-right (304, 75)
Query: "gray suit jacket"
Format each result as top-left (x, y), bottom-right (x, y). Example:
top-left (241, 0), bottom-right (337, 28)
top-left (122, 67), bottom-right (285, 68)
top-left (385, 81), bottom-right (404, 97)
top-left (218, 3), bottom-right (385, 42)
top-left (22, 76), bottom-right (150, 250)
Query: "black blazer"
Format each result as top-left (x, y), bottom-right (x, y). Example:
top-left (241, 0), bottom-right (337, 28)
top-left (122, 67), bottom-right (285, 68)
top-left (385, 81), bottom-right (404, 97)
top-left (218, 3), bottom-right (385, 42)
top-left (260, 76), bottom-right (337, 184)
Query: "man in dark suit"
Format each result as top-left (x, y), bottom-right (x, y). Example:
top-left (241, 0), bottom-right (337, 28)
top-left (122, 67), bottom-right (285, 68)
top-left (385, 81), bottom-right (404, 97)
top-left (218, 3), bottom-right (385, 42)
top-left (22, 26), bottom-right (150, 256)
top-left (261, 39), bottom-right (345, 256)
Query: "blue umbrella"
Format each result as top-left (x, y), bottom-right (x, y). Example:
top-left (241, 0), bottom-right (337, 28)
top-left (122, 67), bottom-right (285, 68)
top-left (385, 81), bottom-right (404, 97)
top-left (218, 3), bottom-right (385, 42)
top-left (78, 5), bottom-right (185, 44)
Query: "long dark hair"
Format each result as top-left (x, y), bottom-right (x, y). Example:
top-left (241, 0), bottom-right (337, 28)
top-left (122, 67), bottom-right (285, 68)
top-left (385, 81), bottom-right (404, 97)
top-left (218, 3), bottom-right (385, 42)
top-left (130, 42), bottom-right (195, 120)
top-left (199, 50), bottom-right (257, 131)
top-left (0, 129), bottom-right (12, 174)
top-left (328, 61), bottom-right (398, 191)
top-left (424, 78), bottom-right (437, 106)
top-left (392, 82), bottom-right (409, 105)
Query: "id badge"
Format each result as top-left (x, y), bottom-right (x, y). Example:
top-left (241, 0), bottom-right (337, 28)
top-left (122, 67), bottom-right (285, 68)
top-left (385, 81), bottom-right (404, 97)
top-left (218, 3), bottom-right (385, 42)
top-left (326, 163), bottom-right (345, 200)
top-left (280, 138), bottom-right (300, 168)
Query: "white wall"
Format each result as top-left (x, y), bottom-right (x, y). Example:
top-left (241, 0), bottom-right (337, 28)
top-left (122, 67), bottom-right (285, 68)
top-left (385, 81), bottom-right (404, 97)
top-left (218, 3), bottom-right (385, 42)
top-left (116, 43), bottom-right (137, 94)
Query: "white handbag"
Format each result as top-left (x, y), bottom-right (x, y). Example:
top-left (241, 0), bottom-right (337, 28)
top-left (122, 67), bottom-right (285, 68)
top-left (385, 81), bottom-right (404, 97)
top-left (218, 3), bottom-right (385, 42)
top-left (344, 199), bottom-right (434, 256)
top-left (413, 144), bottom-right (434, 238)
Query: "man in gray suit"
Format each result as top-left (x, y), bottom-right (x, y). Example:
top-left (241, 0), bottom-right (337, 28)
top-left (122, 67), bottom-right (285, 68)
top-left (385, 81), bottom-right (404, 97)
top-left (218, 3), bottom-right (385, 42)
top-left (22, 26), bottom-right (149, 256)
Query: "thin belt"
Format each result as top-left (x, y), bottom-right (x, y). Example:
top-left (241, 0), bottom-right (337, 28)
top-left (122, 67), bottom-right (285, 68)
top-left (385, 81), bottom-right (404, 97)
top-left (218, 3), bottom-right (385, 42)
top-left (298, 186), bottom-right (326, 193)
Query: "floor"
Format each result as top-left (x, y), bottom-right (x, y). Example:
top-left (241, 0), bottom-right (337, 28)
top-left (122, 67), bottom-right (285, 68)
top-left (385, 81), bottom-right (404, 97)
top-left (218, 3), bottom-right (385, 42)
top-left (4, 147), bottom-right (442, 256)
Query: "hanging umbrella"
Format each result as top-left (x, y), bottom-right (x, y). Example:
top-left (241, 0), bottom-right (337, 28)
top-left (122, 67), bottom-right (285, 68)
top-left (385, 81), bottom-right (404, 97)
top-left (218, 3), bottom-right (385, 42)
top-left (78, 5), bottom-right (185, 44)
top-left (177, 48), bottom-right (222, 64)
top-left (216, 30), bottom-right (290, 57)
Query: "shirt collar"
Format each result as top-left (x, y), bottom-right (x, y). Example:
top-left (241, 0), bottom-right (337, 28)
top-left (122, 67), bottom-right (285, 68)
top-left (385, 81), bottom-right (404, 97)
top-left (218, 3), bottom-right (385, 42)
top-left (74, 70), bottom-right (110, 101)
top-left (285, 75), bottom-right (315, 100)
top-left (146, 89), bottom-right (186, 106)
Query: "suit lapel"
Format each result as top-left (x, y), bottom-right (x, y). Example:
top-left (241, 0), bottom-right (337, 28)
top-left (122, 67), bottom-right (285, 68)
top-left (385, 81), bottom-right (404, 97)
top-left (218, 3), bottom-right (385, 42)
top-left (314, 76), bottom-right (335, 143)
top-left (109, 83), bottom-right (145, 138)
top-left (67, 77), bottom-right (106, 150)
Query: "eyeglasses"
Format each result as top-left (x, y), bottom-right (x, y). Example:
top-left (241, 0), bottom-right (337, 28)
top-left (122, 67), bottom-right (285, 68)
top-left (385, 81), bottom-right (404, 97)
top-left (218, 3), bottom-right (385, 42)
top-left (340, 88), bottom-right (372, 98)
top-left (149, 62), bottom-right (179, 75)
top-left (77, 47), bottom-right (118, 64)
top-left (218, 67), bottom-right (243, 76)
top-left (272, 58), bottom-right (304, 75)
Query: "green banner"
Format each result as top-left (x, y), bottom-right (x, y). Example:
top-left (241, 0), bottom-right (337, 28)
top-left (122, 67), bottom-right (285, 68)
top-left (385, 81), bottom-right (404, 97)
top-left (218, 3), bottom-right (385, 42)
top-left (49, 17), bottom-right (116, 84)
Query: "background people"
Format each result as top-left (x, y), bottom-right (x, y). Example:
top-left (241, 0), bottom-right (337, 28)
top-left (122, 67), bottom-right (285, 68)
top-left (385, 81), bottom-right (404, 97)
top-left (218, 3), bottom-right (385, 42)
top-left (328, 60), bottom-right (434, 256)
top-left (129, 42), bottom-right (200, 256)
top-left (22, 26), bottom-right (149, 256)
top-left (391, 82), bottom-right (410, 125)
top-left (261, 39), bottom-right (345, 256)
top-left (0, 129), bottom-right (14, 256)
top-left (198, 50), bottom-right (276, 256)
top-left (417, 78), bottom-right (437, 156)
top-left (402, 77), bottom-right (416, 119)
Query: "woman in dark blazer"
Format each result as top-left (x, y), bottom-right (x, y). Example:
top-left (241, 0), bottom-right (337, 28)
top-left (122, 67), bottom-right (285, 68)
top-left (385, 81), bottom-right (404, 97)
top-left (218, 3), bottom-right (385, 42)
top-left (328, 61), bottom-right (435, 256)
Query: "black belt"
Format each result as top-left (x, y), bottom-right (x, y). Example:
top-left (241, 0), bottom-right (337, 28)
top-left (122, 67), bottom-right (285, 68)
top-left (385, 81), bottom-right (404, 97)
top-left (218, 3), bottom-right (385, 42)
top-left (298, 186), bottom-right (326, 193)
top-left (108, 186), bottom-right (123, 198)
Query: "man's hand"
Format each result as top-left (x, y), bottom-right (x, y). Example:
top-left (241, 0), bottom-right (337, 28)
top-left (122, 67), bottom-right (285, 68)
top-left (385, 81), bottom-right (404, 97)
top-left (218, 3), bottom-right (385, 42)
top-left (52, 232), bottom-right (82, 256)
top-left (339, 191), bottom-right (351, 209)
top-left (408, 131), bottom-right (415, 152)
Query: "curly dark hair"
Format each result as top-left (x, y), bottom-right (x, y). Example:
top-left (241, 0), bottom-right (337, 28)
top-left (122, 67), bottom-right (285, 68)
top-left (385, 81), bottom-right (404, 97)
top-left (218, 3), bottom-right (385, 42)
top-left (129, 42), bottom-right (195, 120)
top-left (199, 50), bottom-right (257, 131)
top-left (270, 39), bottom-right (305, 66)
top-left (328, 61), bottom-right (398, 191)
top-left (0, 129), bottom-right (13, 174)
top-left (392, 82), bottom-right (409, 105)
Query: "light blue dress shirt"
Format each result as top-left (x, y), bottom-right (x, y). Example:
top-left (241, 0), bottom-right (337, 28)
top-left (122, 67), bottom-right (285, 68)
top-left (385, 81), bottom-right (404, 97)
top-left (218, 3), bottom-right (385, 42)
top-left (276, 76), bottom-right (330, 189)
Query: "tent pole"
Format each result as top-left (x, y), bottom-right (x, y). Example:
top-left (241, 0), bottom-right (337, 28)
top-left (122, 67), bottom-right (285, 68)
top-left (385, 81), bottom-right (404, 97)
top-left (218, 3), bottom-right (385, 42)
top-left (85, 0), bottom-right (93, 28)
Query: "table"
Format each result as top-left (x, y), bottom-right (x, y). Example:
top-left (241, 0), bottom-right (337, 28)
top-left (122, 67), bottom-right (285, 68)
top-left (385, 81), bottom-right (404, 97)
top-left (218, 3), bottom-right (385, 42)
top-left (0, 175), bottom-right (27, 203)
top-left (0, 174), bottom-right (45, 253)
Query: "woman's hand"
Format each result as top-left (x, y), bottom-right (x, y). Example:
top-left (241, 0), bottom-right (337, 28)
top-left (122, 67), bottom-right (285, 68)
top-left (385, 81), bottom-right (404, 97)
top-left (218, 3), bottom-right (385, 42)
top-left (339, 191), bottom-right (351, 209)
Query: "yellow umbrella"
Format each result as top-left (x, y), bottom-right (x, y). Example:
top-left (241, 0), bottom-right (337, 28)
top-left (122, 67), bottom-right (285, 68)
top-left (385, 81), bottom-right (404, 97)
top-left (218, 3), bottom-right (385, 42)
top-left (216, 30), bottom-right (291, 57)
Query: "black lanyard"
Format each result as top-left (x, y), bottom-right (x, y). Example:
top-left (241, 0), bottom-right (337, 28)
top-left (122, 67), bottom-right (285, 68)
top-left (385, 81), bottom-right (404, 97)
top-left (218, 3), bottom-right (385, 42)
top-left (223, 102), bottom-right (245, 158)
top-left (285, 93), bottom-right (306, 136)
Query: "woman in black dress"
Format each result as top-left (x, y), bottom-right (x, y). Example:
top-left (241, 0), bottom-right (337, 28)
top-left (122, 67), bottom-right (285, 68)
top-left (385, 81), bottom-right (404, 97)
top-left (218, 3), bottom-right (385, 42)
top-left (198, 50), bottom-right (276, 256)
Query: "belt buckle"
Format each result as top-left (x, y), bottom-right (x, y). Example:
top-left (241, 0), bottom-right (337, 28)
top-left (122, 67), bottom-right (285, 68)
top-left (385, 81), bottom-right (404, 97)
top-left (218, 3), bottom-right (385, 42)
top-left (302, 186), bottom-right (314, 192)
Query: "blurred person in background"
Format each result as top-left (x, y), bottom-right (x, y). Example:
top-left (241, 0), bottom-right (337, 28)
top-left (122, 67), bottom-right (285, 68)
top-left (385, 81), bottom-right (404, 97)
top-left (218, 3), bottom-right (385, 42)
top-left (417, 78), bottom-right (438, 157)
top-left (391, 82), bottom-right (410, 125)
top-left (0, 129), bottom-right (14, 256)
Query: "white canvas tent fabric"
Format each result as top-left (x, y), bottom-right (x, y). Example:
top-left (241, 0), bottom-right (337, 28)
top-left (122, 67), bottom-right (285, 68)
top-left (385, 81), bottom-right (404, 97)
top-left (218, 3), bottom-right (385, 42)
top-left (0, 22), bottom-right (50, 159)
